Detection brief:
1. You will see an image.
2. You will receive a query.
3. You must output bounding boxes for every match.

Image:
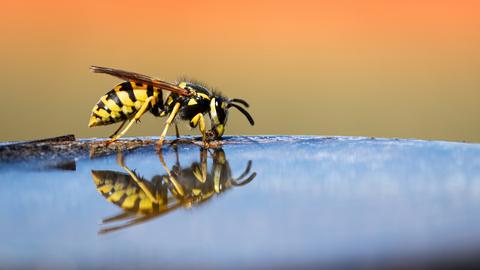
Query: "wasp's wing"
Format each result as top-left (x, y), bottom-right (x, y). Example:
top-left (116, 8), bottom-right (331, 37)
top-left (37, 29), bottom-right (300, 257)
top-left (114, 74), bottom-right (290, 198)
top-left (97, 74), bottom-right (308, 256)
top-left (90, 65), bottom-right (191, 96)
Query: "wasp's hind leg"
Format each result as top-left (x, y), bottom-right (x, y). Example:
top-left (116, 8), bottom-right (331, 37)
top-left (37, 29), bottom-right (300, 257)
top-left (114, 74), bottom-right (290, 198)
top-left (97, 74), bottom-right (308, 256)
top-left (116, 151), bottom-right (158, 203)
top-left (109, 119), bottom-right (128, 139)
top-left (109, 96), bottom-right (157, 143)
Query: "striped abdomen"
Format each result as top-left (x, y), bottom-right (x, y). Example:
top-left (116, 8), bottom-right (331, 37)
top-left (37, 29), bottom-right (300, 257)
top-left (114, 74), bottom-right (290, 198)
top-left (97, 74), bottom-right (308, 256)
top-left (91, 170), bottom-right (165, 214)
top-left (88, 81), bottom-right (162, 127)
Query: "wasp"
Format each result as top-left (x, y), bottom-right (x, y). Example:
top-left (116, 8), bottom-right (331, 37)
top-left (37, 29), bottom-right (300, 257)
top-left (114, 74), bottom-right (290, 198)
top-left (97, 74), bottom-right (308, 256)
top-left (91, 147), bottom-right (256, 234)
top-left (88, 66), bottom-right (254, 147)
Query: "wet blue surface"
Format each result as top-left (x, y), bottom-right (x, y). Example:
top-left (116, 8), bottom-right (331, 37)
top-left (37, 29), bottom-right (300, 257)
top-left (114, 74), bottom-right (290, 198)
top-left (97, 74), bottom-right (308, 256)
top-left (1, 136), bottom-right (480, 269)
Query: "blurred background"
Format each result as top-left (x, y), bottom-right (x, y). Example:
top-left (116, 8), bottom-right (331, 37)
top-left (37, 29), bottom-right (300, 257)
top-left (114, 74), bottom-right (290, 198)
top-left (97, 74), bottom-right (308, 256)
top-left (1, 0), bottom-right (479, 142)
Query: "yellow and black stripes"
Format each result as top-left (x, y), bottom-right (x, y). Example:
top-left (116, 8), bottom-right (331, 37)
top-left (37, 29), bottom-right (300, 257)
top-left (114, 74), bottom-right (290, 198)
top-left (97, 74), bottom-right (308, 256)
top-left (91, 170), bottom-right (165, 214)
top-left (91, 147), bottom-right (257, 236)
top-left (88, 81), bottom-right (162, 127)
top-left (89, 66), bottom-right (255, 144)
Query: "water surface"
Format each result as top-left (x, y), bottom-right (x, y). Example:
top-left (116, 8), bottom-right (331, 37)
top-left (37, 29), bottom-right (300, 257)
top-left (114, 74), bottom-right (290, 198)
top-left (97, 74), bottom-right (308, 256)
top-left (1, 136), bottom-right (480, 269)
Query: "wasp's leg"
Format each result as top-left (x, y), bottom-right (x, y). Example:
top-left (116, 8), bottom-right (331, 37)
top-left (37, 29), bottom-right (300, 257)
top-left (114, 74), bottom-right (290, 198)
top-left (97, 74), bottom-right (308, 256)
top-left (109, 119), bottom-right (128, 139)
top-left (192, 148), bottom-right (208, 183)
top-left (175, 123), bottom-right (180, 139)
top-left (174, 142), bottom-right (180, 167)
top-left (213, 159), bottom-right (223, 193)
top-left (109, 96), bottom-right (157, 143)
top-left (99, 201), bottom-right (183, 235)
top-left (190, 113), bottom-right (208, 146)
top-left (167, 142), bottom-right (181, 176)
top-left (157, 149), bottom-right (185, 197)
top-left (157, 102), bottom-right (181, 147)
top-left (167, 123), bottom-right (182, 147)
top-left (116, 151), bottom-right (158, 203)
top-left (101, 211), bottom-right (137, 225)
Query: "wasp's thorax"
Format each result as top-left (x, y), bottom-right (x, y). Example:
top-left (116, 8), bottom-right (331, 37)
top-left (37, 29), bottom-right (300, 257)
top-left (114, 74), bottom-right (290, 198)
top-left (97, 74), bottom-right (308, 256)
top-left (179, 83), bottom-right (255, 139)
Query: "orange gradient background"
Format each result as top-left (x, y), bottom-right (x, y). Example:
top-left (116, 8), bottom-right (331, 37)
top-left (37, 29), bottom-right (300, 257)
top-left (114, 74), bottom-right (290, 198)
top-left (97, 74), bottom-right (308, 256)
top-left (1, 0), bottom-right (479, 142)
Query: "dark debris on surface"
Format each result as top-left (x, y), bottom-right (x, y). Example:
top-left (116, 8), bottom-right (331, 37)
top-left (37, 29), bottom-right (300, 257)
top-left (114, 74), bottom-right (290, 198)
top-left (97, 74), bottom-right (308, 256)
top-left (0, 134), bottom-right (302, 163)
top-left (0, 134), bottom-right (156, 162)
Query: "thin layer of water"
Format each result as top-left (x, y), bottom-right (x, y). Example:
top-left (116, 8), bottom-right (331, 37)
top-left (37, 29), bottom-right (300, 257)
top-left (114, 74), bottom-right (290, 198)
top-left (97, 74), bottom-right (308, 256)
top-left (1, 136), bottom-right (480, 269)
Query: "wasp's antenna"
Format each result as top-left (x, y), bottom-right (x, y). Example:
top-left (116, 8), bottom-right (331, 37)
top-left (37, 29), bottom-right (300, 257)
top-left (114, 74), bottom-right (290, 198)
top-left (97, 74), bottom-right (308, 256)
top-left (229, 98), bottom-right (250, 108)
top-left (227, 103), bottom-right (255, 126)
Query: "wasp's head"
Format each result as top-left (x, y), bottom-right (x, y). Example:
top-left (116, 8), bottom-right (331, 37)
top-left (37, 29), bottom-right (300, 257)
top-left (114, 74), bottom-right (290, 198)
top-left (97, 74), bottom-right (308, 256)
top-left (209, 97), bottom-right (254, 139)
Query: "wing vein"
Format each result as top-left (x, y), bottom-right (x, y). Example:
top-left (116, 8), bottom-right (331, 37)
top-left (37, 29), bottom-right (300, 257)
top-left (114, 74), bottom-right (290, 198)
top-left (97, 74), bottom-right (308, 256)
top-left (90, 66), bottom-right (191, 96)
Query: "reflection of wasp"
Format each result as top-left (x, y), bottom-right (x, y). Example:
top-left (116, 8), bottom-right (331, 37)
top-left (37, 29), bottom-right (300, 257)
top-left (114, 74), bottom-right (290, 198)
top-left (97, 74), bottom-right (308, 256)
top-left (91, 147), bottom-right (256, 234)
top-left (88, 66), bottom-right (255, 147)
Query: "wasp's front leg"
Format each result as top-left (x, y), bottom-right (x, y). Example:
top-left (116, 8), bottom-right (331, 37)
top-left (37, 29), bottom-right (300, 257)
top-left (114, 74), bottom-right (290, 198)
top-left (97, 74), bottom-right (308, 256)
top-left (190, 113), bottom-right (209, 147)
top-left (204, 130), bottom-right (224, 148)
